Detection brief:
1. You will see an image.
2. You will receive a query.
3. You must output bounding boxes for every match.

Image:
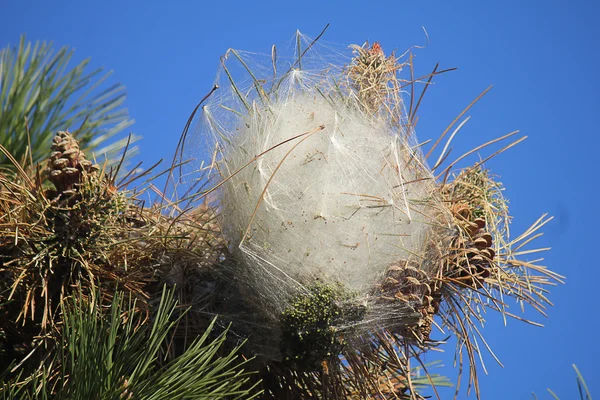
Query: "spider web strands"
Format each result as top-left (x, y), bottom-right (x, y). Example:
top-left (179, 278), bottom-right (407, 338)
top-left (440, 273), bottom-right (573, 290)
top-left (226, 49), bottom-right (271, 109)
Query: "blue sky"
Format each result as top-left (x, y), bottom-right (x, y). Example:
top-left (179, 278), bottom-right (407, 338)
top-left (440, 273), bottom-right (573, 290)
top-left (1, 0), bottom-right (599, 398)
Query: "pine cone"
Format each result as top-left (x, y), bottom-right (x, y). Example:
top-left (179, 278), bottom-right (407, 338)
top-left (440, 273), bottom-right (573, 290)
top-left (378, 261), bottom-right (438, 342)
top-left (46, 131), bottom-right (99, 198)
top-left (452, 217), bottom-right (494, 287)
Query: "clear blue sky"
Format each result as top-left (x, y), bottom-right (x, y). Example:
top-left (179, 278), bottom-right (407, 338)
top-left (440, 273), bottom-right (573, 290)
top-left (1, 0), bottom-right (598, 398)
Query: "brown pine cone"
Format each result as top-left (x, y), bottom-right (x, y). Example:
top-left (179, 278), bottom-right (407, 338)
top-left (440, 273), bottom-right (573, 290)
top-left (46, 131), bottom-right (99, 198)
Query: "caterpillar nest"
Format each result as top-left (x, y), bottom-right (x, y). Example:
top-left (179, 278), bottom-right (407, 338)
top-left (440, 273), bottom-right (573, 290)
top-left (175, 32), bottom-right (560, 398)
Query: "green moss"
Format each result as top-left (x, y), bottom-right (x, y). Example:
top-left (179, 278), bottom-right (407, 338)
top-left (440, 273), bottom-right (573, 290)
top-left (280, 282), bottom-right (366, 370)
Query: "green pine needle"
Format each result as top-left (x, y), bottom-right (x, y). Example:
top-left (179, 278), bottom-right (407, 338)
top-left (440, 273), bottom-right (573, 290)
top-left (0, 35), bottom-right (139, 173)
top-left (1, 287), bottom-right (262, 399)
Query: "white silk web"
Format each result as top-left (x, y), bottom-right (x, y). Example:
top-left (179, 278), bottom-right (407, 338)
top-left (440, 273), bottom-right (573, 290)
top-left (182, 32), bottom-right (452, 360)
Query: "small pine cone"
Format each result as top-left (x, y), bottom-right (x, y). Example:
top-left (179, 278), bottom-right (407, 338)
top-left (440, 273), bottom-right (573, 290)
top-left (419, 316), bottom-right (434, 341)
top-left (379, 260), bottom-right (439, 341)
top-left (46, 131), bottom-right (100, 197)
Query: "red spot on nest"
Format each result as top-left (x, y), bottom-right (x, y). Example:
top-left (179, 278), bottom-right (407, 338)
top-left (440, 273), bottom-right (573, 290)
top-left (370, 42), bottom-right (383, 55)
